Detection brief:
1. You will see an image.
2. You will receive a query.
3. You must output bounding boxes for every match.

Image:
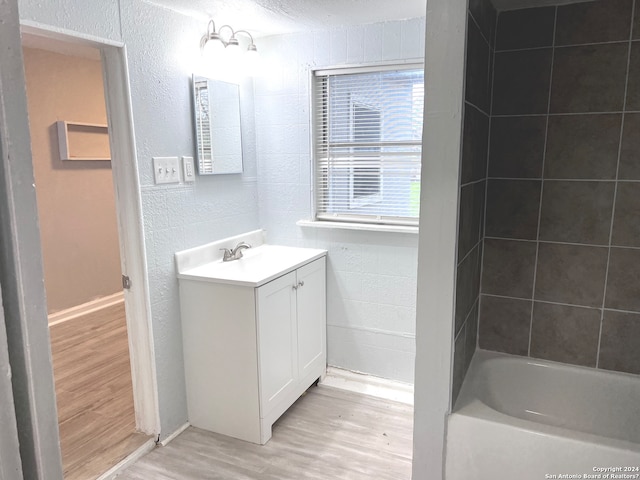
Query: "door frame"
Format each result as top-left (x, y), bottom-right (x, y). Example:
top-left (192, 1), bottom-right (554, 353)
top-left (0, 2), bottom-right (64, 477)
top-left (19, 21), bottom-right (161, 436)
top-left (412, 0), bottom-right (466, 478)
top-left (0, 282), bottom-right (24, 480)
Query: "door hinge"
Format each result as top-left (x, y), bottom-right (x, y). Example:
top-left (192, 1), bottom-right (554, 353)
top-left (122, 275), bottom-right (132, 290)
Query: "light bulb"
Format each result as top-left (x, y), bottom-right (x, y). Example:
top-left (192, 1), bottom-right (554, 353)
top-left (226, 37), bottom-right (240, 51)
top-left (242, 46), bottom-right (259, 76)
top-left (202, 37), bottom-right (225, 61)
top-left (219, 46), bottom-right (239, 74)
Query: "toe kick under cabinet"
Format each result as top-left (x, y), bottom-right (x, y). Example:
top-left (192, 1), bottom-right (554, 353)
top-left (178, 253), bottom-right (326, 445)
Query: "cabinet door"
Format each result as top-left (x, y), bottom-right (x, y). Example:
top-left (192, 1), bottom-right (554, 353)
top-left (256, 271), bottom-right (298, 418)
top-left (296, 258), bottom-right (326, 382)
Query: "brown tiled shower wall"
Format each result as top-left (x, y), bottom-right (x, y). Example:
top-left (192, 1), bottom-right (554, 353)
top-left (452, 0), bottom-right (496, 404)
top-left (478, 0), bottom-right (640, 379)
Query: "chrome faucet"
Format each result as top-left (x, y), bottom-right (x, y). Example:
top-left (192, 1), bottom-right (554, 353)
top-left (220, 242), bottom-right (252, 262)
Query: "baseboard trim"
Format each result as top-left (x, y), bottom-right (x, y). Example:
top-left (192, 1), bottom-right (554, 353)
top-left (321, 366), bottom-right (415, 406)
top-left (96, 438), bottom-right (156, 480)
top-left (48, 291), bottom-right (124, 326)
top-left (159, 422), bottom-right (190, 447)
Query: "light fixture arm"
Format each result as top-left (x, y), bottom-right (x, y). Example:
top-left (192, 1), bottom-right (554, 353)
top-left (200, 19), bottom-right (218, 50)
top-left (233, 30), bottom-right (257, 51)
top-left (206, 19), bottom-right (217, 37)
top-left (200, 19), bottom-right (258, 53)
top-left (218, 24), bottom-right (235, 45)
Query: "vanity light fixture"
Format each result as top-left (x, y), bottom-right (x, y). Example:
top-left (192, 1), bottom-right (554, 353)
top-left (200, 19), bottom-right (258, 59)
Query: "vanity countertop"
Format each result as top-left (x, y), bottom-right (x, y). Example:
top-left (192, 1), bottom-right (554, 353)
top-left (177, 244), bottom-right (326, 287)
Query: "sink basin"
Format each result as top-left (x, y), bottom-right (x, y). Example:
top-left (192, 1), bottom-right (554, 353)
top-left (177, 244), bottom-right (326, 287)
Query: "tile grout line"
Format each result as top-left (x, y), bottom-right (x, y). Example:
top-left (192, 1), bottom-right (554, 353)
top-left (486, 177), bottom-right (635, 182)
top-left (468, 9), bottom-right (493, 50)
top-left (460, 177), bottom-right (488, 189)
top-left (596, 0), bottom-right (636, 369)
top-left (464, 100), bottom-right (491, 119)
top-left (492, 110), bottom-right (640, 118)
top-left (480, 293), bottom-right (640, 316)
top-left (528, 6), bottom-right (558, 357)
top-left (484, 236), bottom-right (640, 250)
top-left (495, 38), bottom-right (635, 54)
top-left (457, 296), bottom-right (481, 339)
top-left (599, 306), bottom-right (640, 317)
top-left (496, 45), bottom-right (552, 54)
top-left (457, 237), bottom-right (481, 268)
top-left (453, 298), bottom-right (477, 343)
top-left (477, 9), bottom-right (498, 353)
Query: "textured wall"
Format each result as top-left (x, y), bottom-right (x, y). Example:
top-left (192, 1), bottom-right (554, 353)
top-left (23, 47), bottom-right (122, 313)
top-left (16, 0), bottom-right (426, 438)
top-left (120, 0), bottom-right (260, 437)
top-left (480, 0), bottom-right (640, 376)
top-left (451, 0), bottom-right (496, 406)
top-left (18, 0), bottom-right (260, 439)
top-left (254, 18), bottom-right (424, 383)
top-left (19, 0), bottom-right (121, 42)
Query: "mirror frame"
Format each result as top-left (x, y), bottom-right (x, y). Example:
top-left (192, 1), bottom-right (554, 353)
top-left (191, 75), bottom-right (244, 175)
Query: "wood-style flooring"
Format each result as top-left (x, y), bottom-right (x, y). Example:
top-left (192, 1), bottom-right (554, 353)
top-left (117, 385), bottom-right (414, 480)
top-left (50, 302), bottom-right (152, 480)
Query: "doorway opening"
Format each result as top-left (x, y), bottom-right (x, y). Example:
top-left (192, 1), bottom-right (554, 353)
top-left (20, 29), bottom-right (158, 479)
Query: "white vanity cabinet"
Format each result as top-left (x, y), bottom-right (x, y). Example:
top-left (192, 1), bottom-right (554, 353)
top-left (178, 246), bottom-right (326, 445)
top-left (256, 259), bottom-right (326, 424)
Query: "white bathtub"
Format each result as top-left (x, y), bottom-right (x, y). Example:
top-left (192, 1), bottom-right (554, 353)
top-left (446, 350), bottom-right (640, 480)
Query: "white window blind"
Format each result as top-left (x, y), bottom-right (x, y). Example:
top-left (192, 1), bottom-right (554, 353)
top-left (313, 65), bottom-right (424, 226)
top-left (194, 78), bottom-right (213, 172)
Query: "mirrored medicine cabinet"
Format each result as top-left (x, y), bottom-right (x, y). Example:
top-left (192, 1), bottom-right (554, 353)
top-left (192, 75), bottom-right (243, 175)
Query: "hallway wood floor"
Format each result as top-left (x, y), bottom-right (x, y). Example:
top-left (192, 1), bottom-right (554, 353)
top-left (117, 385), bottom-right (413, 480)
top-left (50, 302), bottom-right (151, 480)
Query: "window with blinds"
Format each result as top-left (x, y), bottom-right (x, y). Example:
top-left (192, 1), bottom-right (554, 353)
top-left (313, 64), bottom-right (424, 226)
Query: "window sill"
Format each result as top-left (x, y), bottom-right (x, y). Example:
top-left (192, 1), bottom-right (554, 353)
top-left (296, 220), bottom-right (419, 234)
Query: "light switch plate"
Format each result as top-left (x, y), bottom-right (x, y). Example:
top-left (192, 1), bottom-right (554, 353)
top-left (182, 156), bottom-right (195, 183)
top-left (153, 157), bottom-right (180, 184)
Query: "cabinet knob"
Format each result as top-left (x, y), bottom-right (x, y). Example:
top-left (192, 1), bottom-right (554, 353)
top-left (292, 284), bottom-right (298, 290)
top-left (298, 281), bottom-right (304, 288)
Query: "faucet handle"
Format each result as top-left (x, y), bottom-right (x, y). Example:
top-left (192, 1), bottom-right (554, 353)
top-left (219, 248), bottom-right (233, 261)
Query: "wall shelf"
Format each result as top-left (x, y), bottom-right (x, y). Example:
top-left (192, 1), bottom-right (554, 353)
top-left (56, 121), bottom-right (111, 161)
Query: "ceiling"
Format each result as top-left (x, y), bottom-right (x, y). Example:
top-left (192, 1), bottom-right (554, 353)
top-left (146, 0), bottom-right (428, 37)
top-left (148, 0), bottom-right (595, 37)
top-left (21, 0), bottom-right (595, 55)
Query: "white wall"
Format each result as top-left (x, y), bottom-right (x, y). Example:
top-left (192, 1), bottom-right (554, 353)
top-left (121, 0), bottom-right (260, 437)
top-left (18, 0), bottom-right (121, 42)
top-left (254, 18), bottom-right (424, 383)
top-left (17, 0), bottom-right (260, 439)
top-left (412, 0), bottom-right (466, 477)
top-left (16, 0), bottom-right (422, 443)
top-left (9, 1), bottom-right (460, 478)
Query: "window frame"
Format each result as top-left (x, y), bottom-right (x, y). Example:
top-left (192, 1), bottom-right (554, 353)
top-left (311, 62), bottom-right (425, 227)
